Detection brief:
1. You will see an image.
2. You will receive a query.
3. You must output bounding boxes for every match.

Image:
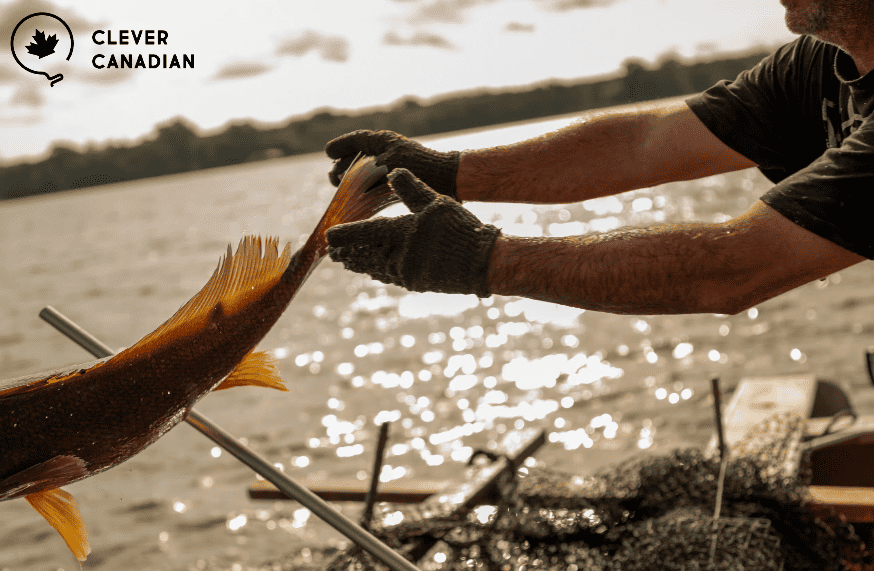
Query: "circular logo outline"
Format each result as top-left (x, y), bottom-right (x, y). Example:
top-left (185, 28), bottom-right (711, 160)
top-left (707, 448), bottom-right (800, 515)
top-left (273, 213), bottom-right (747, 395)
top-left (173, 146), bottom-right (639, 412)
top-left (11, 12), bottom-right (74, 86)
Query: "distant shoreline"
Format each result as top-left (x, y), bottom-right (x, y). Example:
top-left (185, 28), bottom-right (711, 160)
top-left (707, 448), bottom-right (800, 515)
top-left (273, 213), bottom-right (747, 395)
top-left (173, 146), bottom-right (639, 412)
top-left (0, 48), bottom-right (771, 201)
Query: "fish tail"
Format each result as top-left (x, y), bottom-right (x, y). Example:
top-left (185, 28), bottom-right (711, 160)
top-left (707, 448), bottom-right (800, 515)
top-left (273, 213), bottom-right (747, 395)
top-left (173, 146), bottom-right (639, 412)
top-left (312, 154), bottom-right (401, 254)
top-left (5, 159), bottom-right (393, 397)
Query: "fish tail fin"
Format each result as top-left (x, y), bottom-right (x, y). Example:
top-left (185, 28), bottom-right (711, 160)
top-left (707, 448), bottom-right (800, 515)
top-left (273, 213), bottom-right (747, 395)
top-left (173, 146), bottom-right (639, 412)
top-left (312, 154), bottom-right (401, 254)
top-left (109, 237), bottom-right (292, 362)
top-left (26, 488), bottom-right (91, 563)
top-left (213, 350), bottom-right (287, 392)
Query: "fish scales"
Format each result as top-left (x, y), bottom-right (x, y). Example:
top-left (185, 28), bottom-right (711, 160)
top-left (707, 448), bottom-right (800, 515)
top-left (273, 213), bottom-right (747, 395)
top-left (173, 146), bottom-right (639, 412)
top-left (0, 155), bottom-right (399, 561)
top-left (0, 267), bottom-right (282, 499)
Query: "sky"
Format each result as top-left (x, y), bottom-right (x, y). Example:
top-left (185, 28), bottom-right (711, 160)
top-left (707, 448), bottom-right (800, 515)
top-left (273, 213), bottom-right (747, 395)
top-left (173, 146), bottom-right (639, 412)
top-left (0, 0), bottom-right (797, 162)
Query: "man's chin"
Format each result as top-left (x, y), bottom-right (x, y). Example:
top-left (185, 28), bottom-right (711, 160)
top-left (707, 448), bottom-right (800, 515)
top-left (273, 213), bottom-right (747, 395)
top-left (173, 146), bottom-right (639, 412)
top-left (784, 9), bottom-right (821, 35)
top-left (784, 14), bottom-right (804, 34)
top-left (783, 0), bottom-right (833, 36)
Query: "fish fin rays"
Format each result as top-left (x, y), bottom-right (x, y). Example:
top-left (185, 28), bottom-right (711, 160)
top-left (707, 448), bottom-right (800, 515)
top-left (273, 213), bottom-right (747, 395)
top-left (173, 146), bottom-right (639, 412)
top-left (213, 350), bottom-right (287, 392)
top-left (108, 236), bottom-right (291, 363)
top-left (0, 455), bottom-right (88, 500)
top-left (26, 487), bottom-right (91, 562)
top-left (315, 155), bottom-right (400, 245)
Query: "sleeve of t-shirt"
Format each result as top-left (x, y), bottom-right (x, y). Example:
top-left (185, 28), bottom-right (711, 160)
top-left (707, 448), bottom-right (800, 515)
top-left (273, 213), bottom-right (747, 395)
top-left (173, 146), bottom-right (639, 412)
top-left (760, 117), bottom-right (874, 259)
top-left (686, 37), bottom-right (874, 259)
top-left (685, 37), bottom-right (827, 183)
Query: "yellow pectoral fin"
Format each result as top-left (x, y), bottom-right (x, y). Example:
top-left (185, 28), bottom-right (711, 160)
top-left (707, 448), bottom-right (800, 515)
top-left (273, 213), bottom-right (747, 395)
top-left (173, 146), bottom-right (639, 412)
top-left (25, 488), bottom-right (91, 562)
top-left (213, 350), bottom-right (287, 392)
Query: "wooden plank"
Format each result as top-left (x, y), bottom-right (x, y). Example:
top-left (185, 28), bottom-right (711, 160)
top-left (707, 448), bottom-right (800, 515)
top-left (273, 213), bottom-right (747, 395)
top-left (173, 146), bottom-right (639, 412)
top-left (389, 428), bottom-right (546, 562)
top-left (247, 429), bottom-right (546, 507)
top-left (707, 375), bottom-right (816, 455)
top-left (805, 417), bottom-right (874, 447)
top-left (806, 485), bottom-right (874, 523)
top-left (248, 478), bottom-right (447, 503)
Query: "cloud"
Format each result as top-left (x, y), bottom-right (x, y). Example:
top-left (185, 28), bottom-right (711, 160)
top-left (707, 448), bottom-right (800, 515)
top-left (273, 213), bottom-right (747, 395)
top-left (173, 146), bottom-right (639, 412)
top-left (74, 66), bottom-right (136, 85)
top-left (275, 30), bottom-right (350, 63)
top-left (545, 0), bottom-right (617, 9)
top-left (504, 21), bottom-right (536, 33)
top-left (0, 110), bottom-right (43, 127)
top-left (383, 30), bottom-right (456, 49)
top-left (212, 61), bottom-right (274, 81)
top-left (0, 0), bottom-right (96, 42)
top-left (410, 0), bottom-right (474, 24)
top-left (393, 0), bottom-right (618, 26)
top-left (399, 0), bottom-right (496, 24)
top-left (1, 0), bottom-right (136, 89)
top-left (0, 64), bottom-right (21, 85)
top-left (9, 85), bottom-right (45, 107)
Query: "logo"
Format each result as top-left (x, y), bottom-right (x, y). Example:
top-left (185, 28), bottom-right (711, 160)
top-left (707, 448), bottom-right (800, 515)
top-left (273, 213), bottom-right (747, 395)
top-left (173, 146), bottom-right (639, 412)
top-left (10, 12), bottom-right (74, 86)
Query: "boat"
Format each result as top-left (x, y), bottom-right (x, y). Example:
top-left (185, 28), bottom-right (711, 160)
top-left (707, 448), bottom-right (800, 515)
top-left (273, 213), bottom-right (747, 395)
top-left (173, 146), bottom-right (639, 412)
top-left (249, 372), bottom-right (874, 569)
top-left (702, 372), bottom-right (873, 547)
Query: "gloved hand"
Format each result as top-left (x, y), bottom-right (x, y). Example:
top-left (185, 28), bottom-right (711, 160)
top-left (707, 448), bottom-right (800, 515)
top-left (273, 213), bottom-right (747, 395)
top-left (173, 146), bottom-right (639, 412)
top-left (325, 130), bottom-right (461, 202)
top-left (326, 168), bottom-right (500, 297)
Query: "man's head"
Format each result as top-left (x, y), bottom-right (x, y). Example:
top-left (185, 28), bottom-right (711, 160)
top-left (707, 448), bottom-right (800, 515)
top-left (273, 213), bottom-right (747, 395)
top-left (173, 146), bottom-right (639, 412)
top-left (783, 0), bottom-right (874, 51)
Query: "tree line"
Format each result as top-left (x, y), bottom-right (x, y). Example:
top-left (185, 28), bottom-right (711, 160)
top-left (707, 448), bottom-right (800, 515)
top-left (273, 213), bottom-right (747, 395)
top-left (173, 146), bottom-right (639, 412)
top-left (0, 50), bottom-right (770, 200)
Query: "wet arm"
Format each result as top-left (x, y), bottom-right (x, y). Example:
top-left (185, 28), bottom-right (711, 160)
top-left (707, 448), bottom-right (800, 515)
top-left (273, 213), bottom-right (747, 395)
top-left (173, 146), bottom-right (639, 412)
top-left (456, 98), bottom-right (755, 204)
top-left (486, 201), bottom-right (865, 315)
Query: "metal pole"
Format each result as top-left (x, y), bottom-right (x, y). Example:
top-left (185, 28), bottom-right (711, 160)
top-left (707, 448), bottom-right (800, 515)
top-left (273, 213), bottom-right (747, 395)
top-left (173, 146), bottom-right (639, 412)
top-left (39, 305), bottom-right (421, 571)
top-left (361, 421), bottom-right (390, 530)
top-left (708, 377), bottom-right (729, 568)
top-left (710, 377), bottom-right (726, 461)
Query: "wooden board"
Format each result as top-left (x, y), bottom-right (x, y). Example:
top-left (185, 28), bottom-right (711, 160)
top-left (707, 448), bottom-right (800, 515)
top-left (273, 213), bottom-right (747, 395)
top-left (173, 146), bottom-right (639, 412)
top-left (707, 374), bottom-right (816, 455)
top-left (248, 478), bottom-right (446, 503)
top-left (713, 376), bottom-right (874, 524)
top-left (807, 485), bottom-right (874, 523)
top-left (384, 428), bottom-right (546, 562)
top-left (247, 428), bottom-right (546, 505)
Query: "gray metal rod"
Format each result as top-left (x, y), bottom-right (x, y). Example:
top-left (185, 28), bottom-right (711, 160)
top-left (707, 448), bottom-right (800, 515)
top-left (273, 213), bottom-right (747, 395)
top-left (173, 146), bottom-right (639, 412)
top-left (39, 305), bottom-right (421, 571)
top-left (361, 421), bottom-right (390, 530)
top-left (710, 377), bottom-right (726, 460)
top-left (40, 305), bottom-right (116, 358)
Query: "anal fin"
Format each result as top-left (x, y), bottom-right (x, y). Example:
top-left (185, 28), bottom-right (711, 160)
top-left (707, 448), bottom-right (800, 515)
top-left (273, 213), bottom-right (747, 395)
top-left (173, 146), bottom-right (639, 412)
top-left (213, 350), bottom-right (287, 392)
top-left (26, 487), bottom-right (91, 562)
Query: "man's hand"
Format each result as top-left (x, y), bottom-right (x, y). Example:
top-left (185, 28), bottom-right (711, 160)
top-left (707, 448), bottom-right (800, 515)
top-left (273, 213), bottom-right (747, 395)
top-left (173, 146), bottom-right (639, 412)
top-left (325, 130), bottom-right (461, 201)
top-left (326, 169), bottom-right (500, 297)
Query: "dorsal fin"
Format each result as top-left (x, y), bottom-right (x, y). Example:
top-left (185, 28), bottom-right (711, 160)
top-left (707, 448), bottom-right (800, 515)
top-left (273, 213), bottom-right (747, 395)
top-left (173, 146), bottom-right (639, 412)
top-left (0, 238), bottom-right (291, 397)
top-left (107, 236), bottom-right (291, 363)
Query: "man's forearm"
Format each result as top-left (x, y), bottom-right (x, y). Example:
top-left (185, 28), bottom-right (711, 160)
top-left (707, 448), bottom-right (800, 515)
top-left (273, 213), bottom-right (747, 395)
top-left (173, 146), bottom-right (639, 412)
top-left (455, 98), bottom-right (755, 204)
top-left (486, 223), bottom-right (774, 315)
top-left (457, 110), bottom-right (645, 204)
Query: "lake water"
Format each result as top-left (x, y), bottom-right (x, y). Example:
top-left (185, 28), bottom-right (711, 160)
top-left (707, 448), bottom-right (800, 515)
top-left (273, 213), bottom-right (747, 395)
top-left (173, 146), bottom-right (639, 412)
top-left (2, 110), bottom-right (874, 571)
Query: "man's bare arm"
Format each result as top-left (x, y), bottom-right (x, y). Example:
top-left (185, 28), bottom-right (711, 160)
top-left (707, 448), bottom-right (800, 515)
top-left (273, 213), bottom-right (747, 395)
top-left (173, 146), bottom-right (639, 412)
top-left (457, 98), bottom-right (756, 204)
top-left (486, 201), bottom-right (865, 315)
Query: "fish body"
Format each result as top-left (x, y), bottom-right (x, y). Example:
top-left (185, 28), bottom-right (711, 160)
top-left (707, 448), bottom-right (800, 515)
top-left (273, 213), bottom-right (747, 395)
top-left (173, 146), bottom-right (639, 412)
top-left (0, 155), bottom-right (399, 561)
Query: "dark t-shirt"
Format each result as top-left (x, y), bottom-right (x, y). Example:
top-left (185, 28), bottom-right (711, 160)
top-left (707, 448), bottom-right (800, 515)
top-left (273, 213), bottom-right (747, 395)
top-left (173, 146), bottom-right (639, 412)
top-left (686, 36), bottom-right (874, 259)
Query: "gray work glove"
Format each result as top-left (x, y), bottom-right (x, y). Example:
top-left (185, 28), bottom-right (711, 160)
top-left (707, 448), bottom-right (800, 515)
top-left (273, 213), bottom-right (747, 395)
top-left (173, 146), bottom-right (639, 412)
top-left (325, 130), bottom-right (461, 202)
top-left (326, 168), bottom-right (499, 297)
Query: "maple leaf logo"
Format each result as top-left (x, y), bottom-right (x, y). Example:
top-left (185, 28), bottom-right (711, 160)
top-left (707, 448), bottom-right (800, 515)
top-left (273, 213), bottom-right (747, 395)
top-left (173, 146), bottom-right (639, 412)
top-left (25, 29), bottom-right (59, 59)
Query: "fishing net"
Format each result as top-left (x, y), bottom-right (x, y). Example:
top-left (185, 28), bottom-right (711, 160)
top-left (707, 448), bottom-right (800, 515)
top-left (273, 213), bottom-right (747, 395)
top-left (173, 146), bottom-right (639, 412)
top-left (327, 413), bottom-right (873, 571)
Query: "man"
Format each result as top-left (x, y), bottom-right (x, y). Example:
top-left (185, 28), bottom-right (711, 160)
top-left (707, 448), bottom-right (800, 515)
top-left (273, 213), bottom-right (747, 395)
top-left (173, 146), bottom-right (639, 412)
top-left (324, 0), bottom-right (873, 316)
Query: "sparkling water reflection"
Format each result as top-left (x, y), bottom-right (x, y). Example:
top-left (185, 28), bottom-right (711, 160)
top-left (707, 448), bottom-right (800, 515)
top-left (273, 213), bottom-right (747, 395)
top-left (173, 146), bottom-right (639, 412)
top-left (2, 114), bottom-right (874, 570)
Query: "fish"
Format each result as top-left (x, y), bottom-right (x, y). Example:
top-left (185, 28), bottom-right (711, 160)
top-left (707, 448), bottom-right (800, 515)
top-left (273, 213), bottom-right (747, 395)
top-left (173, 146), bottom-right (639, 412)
top-left (0, 155), bottom-right (400, 562)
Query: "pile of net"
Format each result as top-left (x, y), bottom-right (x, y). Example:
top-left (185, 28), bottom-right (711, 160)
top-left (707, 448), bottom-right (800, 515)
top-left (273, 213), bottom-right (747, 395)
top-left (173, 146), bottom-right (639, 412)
top-left (328, 413), bottom-right (873, 571)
